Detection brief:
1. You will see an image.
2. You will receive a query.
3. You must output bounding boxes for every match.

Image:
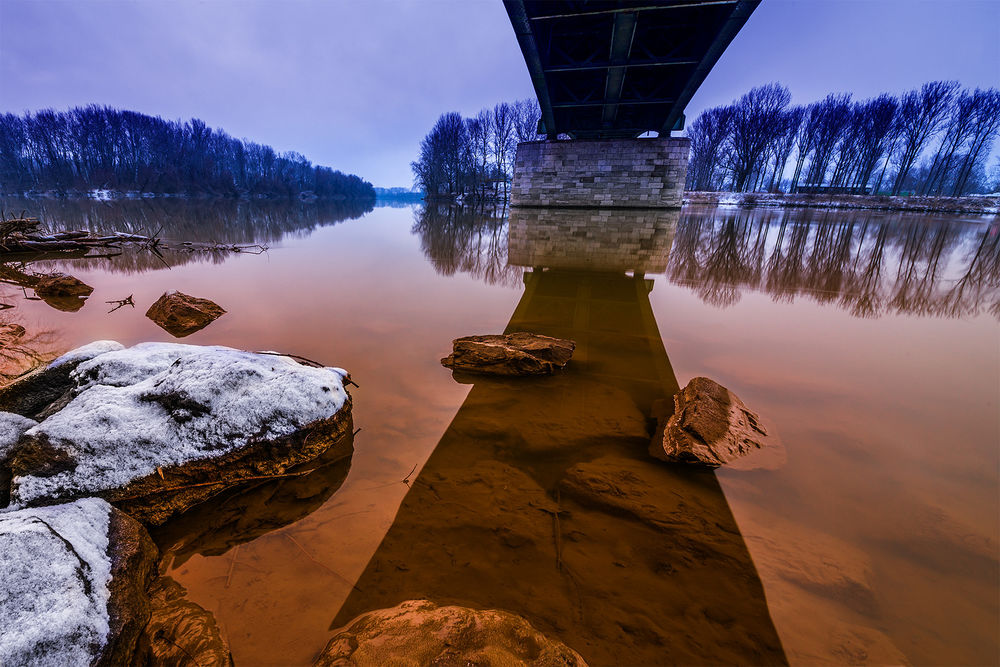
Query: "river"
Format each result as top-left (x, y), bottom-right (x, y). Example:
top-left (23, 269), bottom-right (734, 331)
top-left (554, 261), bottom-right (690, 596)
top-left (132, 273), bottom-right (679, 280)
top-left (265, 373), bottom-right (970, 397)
top-left (1, 196), bottom-right (997, 665)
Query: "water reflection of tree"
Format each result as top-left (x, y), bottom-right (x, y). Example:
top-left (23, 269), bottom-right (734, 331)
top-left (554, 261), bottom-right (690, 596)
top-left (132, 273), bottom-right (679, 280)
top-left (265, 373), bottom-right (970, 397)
top-left (1, 197), bottom-right (372, 245)
top-left (412, 204), bottom-right (521, 287)
top-left (0, 309), bottom-right (57, 385)
top-left (0, 196), bottom-right (373, 275)
top-left (668, 208), bottom-right (999, 319)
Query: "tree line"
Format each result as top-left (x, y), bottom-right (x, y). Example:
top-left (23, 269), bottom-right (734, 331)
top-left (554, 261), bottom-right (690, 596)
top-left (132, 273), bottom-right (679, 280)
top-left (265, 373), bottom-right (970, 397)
top-left (411, 100), bottom-right (542, 201)
top-left (686, 81), bottom-right (1000, 196)
top-left (0, 105), bottom-right (375, 200)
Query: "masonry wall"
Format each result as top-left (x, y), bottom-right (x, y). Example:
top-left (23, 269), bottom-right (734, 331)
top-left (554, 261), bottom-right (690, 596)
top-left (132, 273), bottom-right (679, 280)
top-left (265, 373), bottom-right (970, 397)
top-left (510, 137), bottom-right (689, 209)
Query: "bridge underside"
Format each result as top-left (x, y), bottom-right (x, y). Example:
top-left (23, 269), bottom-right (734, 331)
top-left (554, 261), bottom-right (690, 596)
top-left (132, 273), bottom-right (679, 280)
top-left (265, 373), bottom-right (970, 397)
top-left (504, 0), bottom-right (759, 139)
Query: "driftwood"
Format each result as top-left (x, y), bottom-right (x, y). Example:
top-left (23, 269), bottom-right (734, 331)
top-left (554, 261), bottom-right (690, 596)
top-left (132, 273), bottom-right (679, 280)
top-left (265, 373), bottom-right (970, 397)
top-left (106, 295), bottom-right (135, 313)
top-left (0, 216), bottom-right (267, 257)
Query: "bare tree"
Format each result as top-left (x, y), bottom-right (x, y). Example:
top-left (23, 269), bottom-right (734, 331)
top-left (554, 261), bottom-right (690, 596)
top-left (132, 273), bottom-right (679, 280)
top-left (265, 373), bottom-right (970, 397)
top-left (804, 94), bottom-right (852, 187)
top-left (725, 83), bottom-right (791, 192)
top-left (491, 103), bottom-right (516, 199)
top-left (850, 95), bottom-right (898, 192)
top-left (952, 88), bottom-right (1000, 196)
top-left (890, 80), bottom-right (959, 195)
top-left (686, 105), bottom-right (733, 191)
top-left (766, 106), bottom-right (804, 192)
top-left (512, 99), bottom-right (542, 143)
top-left (919, 89), bottom-right (979, 195)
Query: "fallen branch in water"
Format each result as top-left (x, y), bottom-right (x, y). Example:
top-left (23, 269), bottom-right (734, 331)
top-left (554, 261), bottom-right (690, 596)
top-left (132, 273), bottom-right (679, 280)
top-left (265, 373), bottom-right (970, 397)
top-left (402, 463), bottom-right (418, 486)
top-left (105, 294), bottom-right (135, 313)
top-left (0, 225), bottom-right (268, 258)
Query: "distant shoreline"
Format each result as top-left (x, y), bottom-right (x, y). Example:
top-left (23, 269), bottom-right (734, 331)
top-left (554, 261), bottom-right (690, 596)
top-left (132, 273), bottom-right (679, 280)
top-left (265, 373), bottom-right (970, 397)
top-left (684, 191), bottom-right (998, 216)
top-left (0, 189), bottom-right (374, 203)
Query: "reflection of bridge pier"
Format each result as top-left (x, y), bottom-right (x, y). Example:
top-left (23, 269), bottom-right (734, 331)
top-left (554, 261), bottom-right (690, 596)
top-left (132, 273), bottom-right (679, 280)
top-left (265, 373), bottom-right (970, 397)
top-left (333, 207), bottom-right (786, 665)
top-left (506, 207), bottom-right (681, 415)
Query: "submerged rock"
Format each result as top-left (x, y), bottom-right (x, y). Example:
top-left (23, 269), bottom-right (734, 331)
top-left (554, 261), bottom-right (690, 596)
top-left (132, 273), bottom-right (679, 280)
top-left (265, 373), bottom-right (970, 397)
top-left (33, 272), bottom-right (94, 311)
top-left (145, 291), bottom-right (226, 337)
top-left (137, 576), bottom-right (234, 667)
top-left (317, 599), bottom-right (588, 666)
top-left (650, 376), bottom-right (782, 469)
top-left (441, 332), bottom-right (575, 376)
top-left (0, 498), bottom-right (157, 666)
top-left (1, 341), bottom-right (353, 524)
top-left (34, 272), bottom-right (94, 297)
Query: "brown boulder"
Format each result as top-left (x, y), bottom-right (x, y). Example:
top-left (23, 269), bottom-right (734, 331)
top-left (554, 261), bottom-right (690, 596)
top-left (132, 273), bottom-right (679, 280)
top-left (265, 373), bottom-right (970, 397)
top-left (136, 576), bottom-right (234, 666)
top-left (145, 291), bottom-right (226, 337)
top-left (650, 377), bottom-right (782, 469)
top-left (33, 273), bottom-right (94, 312)
top-left (316, 599), bottom-right (588, 666)
top-left (104, 505), bottom-right (160, 666)
top-left (33, 272), bottom-right (94, 297)
top-left (441, 332), bottom-right (575, 376)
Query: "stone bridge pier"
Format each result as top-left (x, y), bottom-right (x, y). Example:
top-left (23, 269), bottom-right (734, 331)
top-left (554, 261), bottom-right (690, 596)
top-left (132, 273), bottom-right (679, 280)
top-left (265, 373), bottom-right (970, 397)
top-left (510, 137), bottom-right (689, 209)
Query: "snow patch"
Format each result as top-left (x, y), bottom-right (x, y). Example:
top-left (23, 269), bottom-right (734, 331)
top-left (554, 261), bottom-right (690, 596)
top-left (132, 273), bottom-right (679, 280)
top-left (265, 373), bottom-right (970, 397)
top-left (0, 412), bottom-right (37, 461)
top-left (0, 498), bottom-right (113, 666)
top-left (50, 340), bottom-right (125, 368)
top-left (13, 342), bottom-right (350, 505)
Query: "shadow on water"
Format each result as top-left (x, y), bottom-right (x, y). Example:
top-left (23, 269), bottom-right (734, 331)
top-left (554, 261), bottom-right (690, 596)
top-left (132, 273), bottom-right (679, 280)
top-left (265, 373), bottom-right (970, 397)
top-left (332, 206), bottom-right (788, 665)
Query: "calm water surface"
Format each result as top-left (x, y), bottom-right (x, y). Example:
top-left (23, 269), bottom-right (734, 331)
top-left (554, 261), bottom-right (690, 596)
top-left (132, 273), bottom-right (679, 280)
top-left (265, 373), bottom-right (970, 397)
top-left (1, 197), bottom-right (997, 665)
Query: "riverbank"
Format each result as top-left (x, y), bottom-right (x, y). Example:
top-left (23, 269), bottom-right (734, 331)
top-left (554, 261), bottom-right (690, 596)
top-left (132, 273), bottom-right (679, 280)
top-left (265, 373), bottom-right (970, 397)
top-left (684, 191), bottom-right (999, 215)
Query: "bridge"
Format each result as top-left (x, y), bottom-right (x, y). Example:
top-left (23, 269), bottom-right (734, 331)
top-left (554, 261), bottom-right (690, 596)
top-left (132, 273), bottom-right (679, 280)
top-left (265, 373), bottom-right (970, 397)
top-left (502, 0), bottom-right (760, 208)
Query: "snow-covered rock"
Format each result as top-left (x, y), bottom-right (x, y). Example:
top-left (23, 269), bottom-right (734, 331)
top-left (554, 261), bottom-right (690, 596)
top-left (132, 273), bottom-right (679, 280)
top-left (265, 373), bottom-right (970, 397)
top-left (0, 341), bottom-right (123, 419)
top-left (0, 412), bottom-right (36, 461)
top-left (0, 498), bottom-right (157, 666)
top-left (2, 341), bottom-right (354, 524)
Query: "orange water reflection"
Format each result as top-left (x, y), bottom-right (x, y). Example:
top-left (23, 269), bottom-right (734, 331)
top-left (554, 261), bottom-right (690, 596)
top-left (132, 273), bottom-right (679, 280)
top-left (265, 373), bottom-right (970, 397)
top-left (0, 199), bottom-right (996, 665)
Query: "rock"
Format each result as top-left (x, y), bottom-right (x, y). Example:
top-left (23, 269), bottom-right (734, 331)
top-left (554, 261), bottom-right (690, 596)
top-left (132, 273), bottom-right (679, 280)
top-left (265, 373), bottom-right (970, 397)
top-left (441, 332), bottom-right (575, 376)
top-left (317, 599), bottom-right (588, 666)
top-left (739, 510), bottom-right (878, 615)
top-left (33, 272), bottom-right (94, 312)
top-left (560, 456), bottom-right (740, 546)
top-left (0, 498), bottom-right (158, 666)
top-left (734, 509), bottom-right (908, 665)
top-left (0, 340), bottom-right (124, 419)
top-left (145, 291), bottom-right (226, 337)
top-left (136, 576), bottom-right (234, 667)
top-left (0, 322), bottom-right (25, 344)
top-left (3, 341), bottom-right (353, 524)
top-left (649, 376), bottom-right (782, 468)
top-left (0, 412), bottom-right (36, 458)
top-left (34, 272), bottom-right (94, 297)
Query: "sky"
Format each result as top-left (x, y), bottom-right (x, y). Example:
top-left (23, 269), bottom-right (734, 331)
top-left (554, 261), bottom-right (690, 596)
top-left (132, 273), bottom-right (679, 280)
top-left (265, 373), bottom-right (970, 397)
top-left (1, 0), bottom-right (997, 187)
